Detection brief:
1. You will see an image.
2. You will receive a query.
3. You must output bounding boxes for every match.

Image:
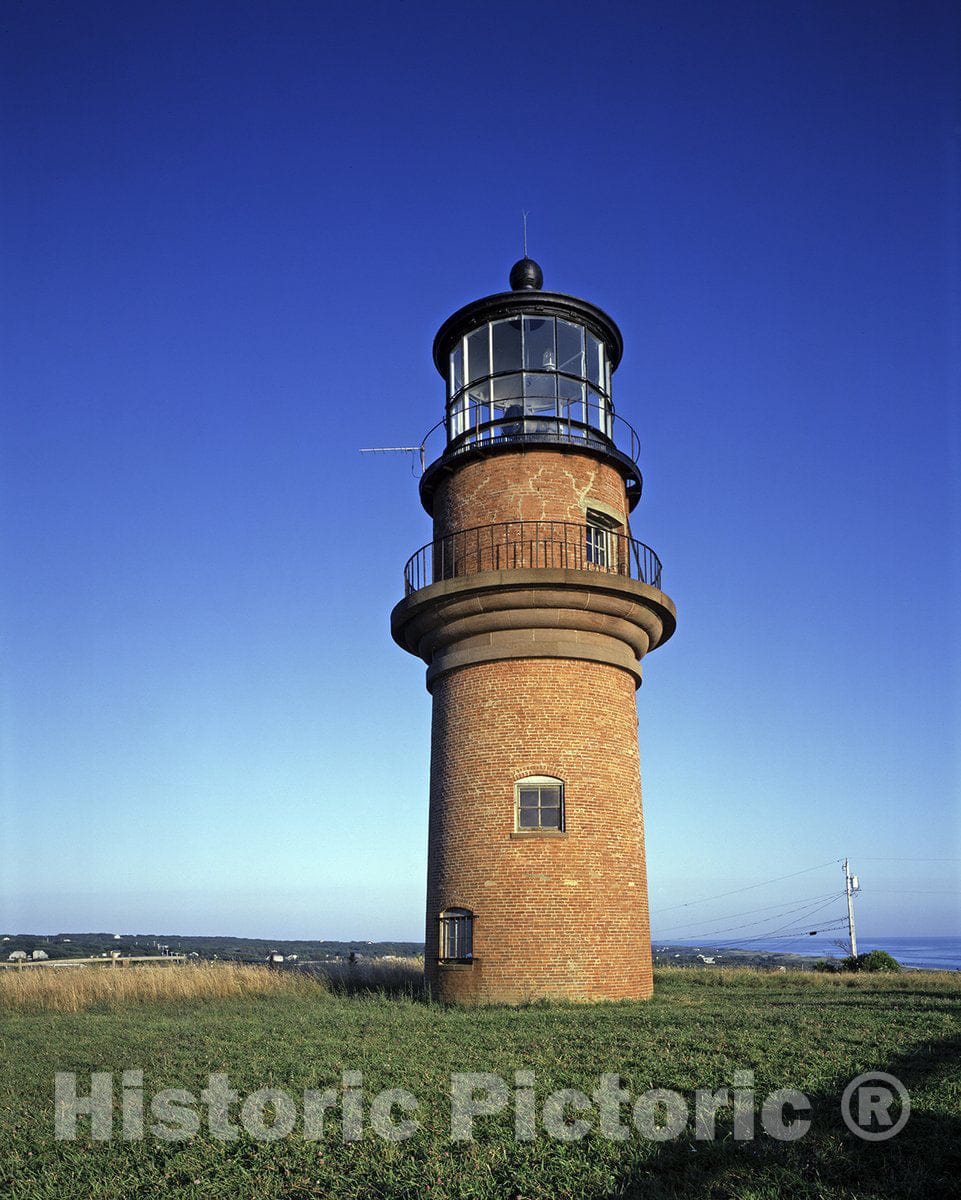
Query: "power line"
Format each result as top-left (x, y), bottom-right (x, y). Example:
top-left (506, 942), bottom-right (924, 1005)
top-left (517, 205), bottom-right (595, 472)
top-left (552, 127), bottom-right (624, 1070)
top-left (883, 890), bottom-right (959, 896)
top-left (658, 896), bottom-right (845, 948)
top-left (715, 907), bottom-right (844, 945)
top-left (678, 895), bottom-right (847, 951)
top-left (650, 859), bottom-right (842, 915)
top-left (758, 920), bottom-right (850, 941)
top-left (652, 892), bottom-right (844, 937)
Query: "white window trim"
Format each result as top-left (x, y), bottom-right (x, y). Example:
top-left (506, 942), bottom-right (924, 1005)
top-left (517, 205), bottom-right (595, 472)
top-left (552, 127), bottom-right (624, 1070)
top-left (515, 776), bottom-right (565, 833)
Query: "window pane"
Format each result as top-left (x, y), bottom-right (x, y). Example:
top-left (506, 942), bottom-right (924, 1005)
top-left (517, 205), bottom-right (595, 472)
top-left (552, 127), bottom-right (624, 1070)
top-left (449, 394), bottom-right (470, 440)
top-left (519, 807), bottom-right (540, 828)
top-left (492, 373), bottom-right (524, 411)
top-left (468, 378), bottom-right (490, 411)
top-left (451, 341), bottom-right (464, 394)
top-left (518, 789), bottom-right (539, 807)
top-left (586, 332), bottom-right (603, 387)
top-left (587, 523), bottom-right (609, 566)
top-left (523, 317), bottom-right (556, 370)
top-left (583, 389), bottom-right (612, 435)
top-left (539, 807), bottom-right (561, 829)
top-left (523, 373), bottom-right (556, 418)
top-left (492, 318), bottom-right (522, 374)
top-left (557, 320), bottom-right (584, 377)
top-left (586, 387), bottom-right (607, 429)
top-left (538, 787), bottom-right (561, 805)
top-left (524, 372), bottom-right (555, 399)
top-left (467, 326), bottom-right (490, 383)
top-left (558, 376), bottom-right (586, 426)
top-left (441, 911), bottom-right (473, 959)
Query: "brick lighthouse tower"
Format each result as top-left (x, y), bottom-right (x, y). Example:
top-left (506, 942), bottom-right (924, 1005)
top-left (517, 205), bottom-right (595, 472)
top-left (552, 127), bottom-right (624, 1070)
top-left (391, 258), bottom-right (676, 1004)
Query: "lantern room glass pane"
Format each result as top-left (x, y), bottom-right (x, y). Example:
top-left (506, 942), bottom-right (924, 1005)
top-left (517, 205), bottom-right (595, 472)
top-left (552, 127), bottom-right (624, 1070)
top-left (559, 376), bottom-right (586, 425)
top-left (524, 372), bottom-right (556, 402)
top-left (556, 319), bottom-right (584, 377)
top-left (524, 374), bottom-right (557, 424)
top-left (492, 318), bottom-right (522, 374)
top-left (451, 341), bottom-right (464, 395)
top-left (584, 388), bottom-right (613, 436)
top-left (492, 373), bottom-right (524, 409)
top-left (467, 378), bottom-right (490, 428)
top-left (586, 387), bottom-right (605, 429)
top-left (467, 326), bottom-right (489, 383)
top-left (523, 316), bottom-right (556, 370)
top-left (586, 332), bottom-right (603, 388)
top-left (449, 394), bottom-right (470, 440)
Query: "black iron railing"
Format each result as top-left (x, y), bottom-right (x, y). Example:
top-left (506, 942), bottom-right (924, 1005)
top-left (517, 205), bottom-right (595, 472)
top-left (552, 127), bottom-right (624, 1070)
top-left (403, 521), bottom-right (663, 596)
top-left (420, 408), bottom-right (643, 470)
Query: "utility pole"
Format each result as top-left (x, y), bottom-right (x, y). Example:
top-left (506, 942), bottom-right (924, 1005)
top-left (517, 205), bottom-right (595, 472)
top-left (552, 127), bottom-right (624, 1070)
top-left (843, 857), bottom-right (859, 958)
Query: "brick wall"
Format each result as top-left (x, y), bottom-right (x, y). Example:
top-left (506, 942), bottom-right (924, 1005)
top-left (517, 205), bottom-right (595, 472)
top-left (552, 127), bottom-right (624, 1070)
top-left (425, 657), bottom-right (653, 1003)
top-left (432, 449), bottom-right (631, 539)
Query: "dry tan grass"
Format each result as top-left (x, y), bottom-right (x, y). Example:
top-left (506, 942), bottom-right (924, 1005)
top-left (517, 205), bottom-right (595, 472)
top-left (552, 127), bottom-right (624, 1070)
top-left (312, 956), bottom-right (425, 996)
top-left (0, 961), bottom-right (321, 1013)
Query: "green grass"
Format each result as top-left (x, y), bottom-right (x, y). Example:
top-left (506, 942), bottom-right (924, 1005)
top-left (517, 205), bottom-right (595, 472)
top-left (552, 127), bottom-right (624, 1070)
top-left (2, 966), bottom-right (959, 1199)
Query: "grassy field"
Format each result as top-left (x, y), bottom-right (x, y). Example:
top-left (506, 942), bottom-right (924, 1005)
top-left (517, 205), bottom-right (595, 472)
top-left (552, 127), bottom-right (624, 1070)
top-left (1, 963), bottom-right (959, 1199)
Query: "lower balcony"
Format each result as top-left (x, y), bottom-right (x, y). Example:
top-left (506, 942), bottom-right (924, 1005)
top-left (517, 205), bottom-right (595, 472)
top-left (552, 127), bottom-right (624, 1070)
top-left (403, 520), bottom-right (663, 596)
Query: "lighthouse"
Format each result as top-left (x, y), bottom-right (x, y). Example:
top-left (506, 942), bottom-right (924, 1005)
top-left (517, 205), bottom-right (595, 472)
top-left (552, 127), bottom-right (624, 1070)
top-left (391, 258), bottom-right (676, 1004)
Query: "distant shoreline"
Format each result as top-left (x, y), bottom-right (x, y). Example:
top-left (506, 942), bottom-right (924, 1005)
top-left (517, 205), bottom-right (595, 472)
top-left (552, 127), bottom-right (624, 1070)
top-left (5, 932), bottom-right (958, 972)
top-left (656, 935), bottom-right (960, 972)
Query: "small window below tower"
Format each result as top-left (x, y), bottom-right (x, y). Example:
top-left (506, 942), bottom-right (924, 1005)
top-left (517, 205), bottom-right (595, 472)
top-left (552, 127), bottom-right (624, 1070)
top-left (515, 777), bottom-right (564, 831)
top-left (438, 908), bottom-right (473, 963)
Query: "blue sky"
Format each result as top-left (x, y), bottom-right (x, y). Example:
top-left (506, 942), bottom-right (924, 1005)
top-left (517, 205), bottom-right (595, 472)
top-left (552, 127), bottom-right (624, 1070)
top-left (1, 1), bottom-right (958, 942)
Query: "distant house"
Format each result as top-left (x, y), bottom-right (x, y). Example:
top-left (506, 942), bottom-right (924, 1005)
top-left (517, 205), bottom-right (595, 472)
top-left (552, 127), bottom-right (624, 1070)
top-left (266, 951), bottom-right (285, 967)
top-left (31, 949), bottom-right (49, 961)
top-left (7, 950), bottom-right (27, 961)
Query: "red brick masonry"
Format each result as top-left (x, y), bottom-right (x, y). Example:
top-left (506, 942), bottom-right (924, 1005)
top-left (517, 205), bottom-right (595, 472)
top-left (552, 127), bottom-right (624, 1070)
top-left (395, 439), bottom-right (673, 1004)
top-left (425, 658), bottom-right (653, 1003)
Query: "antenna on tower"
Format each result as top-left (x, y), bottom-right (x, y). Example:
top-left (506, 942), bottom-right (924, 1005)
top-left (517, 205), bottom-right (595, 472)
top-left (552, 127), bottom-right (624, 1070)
top-left (359, 444), bottom-right (426, 475)
top-left (522, 210), bottom-right (530, 257)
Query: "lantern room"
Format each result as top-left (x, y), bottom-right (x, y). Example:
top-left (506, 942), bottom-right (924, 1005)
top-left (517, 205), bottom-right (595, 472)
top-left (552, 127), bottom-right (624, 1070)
top-left (422, 257), bottom-right (643, 514)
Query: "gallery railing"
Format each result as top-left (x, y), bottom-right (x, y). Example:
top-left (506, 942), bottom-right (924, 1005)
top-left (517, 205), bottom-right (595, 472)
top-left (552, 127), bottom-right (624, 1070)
top-left (403, 521), bottom-right (663, 596)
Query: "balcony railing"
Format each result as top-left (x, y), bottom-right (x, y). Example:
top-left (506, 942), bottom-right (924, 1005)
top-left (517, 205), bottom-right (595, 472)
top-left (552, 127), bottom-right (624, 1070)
top-left (403, 521), bottom-right (663, 596)
top-left (421, 408), bottom-right (643, 469)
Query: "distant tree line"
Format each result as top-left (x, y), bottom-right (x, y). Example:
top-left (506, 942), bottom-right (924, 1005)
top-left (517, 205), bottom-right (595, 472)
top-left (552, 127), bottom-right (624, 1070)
top-left (1, 933), bottom-right (424, 962)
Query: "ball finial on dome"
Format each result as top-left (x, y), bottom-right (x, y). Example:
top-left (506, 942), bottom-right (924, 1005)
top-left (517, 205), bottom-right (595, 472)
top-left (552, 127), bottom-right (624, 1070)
top-left (509, 257), bottom-right (543, 291)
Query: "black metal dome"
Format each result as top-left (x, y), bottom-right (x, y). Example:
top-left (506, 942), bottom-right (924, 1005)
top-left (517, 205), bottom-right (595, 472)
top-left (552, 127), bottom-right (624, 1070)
top-left (509, 257), bottom-right (543, 291)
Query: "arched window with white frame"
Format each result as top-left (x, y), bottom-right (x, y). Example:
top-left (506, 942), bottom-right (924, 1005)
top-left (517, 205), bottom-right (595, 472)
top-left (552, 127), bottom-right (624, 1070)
top-left (515, 776), bottom-right (564, 831)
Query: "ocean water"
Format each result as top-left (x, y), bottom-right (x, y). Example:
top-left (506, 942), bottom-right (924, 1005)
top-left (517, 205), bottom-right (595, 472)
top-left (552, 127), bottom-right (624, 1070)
top-left (668, 935), bottom-right (961, 971)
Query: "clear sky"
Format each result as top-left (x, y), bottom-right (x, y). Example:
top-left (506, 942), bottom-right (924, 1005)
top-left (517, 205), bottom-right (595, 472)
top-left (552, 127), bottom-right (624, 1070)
top-left (1, 1), bottom-right (958, 942)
